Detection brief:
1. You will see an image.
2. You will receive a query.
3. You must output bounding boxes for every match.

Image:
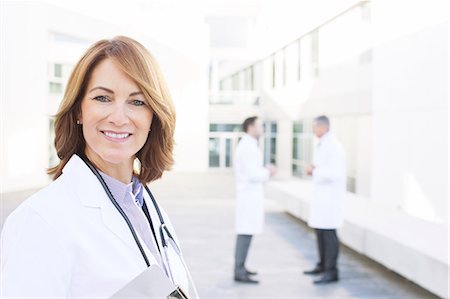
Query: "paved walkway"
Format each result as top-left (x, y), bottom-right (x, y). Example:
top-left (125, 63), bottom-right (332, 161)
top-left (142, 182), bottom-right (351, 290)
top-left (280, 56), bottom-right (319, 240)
top-left (149, 172), bottom-right (439, 299)
top-left (1, 172), bottom-right (440, 298)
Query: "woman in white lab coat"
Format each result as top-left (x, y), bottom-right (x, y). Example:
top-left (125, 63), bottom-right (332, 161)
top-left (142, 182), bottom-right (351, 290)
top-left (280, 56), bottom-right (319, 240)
top-left (0, 36), bottom-right (196, 298)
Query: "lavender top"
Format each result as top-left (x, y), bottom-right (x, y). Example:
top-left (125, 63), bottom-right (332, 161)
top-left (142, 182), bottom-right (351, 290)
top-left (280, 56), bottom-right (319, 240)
top-left (98, 170), bottom-right (144, 207)
top-left (98, 170), bottom-right (163, 266)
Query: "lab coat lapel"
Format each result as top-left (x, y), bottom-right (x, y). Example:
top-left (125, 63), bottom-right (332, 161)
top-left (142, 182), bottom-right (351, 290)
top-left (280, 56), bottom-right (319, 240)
top-left (62, 154), bottom-right (144, 261)
top-left (99, 199), bottom-right (145, 261)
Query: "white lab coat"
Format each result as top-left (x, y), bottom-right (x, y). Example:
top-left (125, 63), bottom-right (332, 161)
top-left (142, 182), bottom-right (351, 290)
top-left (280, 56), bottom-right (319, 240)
top-left (0, 154), bottom-right (189, 298)
top-left (234, 134), bottom-right (270, 235)
top-left (308, 132), bottom-right (347, 229)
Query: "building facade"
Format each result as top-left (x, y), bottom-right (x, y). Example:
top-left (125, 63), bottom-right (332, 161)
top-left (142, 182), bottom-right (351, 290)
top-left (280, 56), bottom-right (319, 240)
top-left (211, 0), bottom-right (449, 297)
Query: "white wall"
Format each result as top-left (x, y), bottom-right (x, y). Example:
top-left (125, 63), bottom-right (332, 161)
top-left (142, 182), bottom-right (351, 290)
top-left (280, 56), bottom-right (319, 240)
top-left (371, 0), bottom-right (449, 225)
top-left (2, 3), bottom-right (54, 193)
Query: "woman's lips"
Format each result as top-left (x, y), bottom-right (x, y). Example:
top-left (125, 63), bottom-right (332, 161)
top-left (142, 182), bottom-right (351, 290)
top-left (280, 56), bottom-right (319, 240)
top-left (100, 130), bottom-right (132, 143)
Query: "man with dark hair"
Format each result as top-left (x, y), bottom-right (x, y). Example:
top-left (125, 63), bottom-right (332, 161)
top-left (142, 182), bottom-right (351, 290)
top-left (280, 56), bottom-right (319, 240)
top-left (233, 116), bottom-right (276, 284)
top-left (304, 115), bottom-right (346, 284)
top-left (242, 116), bottom-right (258, 133)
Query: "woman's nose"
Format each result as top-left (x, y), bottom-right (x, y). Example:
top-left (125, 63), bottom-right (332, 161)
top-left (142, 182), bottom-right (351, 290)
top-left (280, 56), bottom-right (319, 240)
top-left (108, 102), bottom-right (130, 126)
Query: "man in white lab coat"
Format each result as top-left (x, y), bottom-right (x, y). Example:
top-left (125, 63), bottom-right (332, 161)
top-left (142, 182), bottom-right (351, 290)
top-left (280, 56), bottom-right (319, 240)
top-left (233, 116), bottom-right (276, 284)
top-left (304, 115), bottom-right (346, 284)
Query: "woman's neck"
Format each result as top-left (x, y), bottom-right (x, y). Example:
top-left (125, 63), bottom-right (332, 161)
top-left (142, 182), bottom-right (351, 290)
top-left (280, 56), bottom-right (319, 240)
top-left (84, 148), bottom-right (134, 184)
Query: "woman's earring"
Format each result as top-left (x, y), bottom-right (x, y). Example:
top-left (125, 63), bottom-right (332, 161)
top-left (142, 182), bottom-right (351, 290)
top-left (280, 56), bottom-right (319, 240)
top-left (76, 120), bottom-right (81, 125)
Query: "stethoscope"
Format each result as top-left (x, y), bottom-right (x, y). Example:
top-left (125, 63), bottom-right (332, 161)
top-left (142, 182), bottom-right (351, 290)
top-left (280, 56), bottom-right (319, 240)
top-left (78, 153), bottom-right (199, 299)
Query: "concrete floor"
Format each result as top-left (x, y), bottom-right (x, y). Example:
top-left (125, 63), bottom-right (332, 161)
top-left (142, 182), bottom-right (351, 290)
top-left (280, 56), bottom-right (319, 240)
top-left (1, 172), bottom-right (441, 298)
top-left (150, 172), bottom-right (439, 299)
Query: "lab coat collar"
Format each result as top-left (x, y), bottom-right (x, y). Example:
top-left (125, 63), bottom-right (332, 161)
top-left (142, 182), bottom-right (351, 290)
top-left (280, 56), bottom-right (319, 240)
top-left (242, 133), bottom-right (258, 145)
top-left (321, 131), bottom-right (331, 140)
top-left (99, 169), bottom-right (132, 204)
top-left (318, 131), bottom-right (332, 145)
top-left (62, 154), bottom-right (145, 259)
top-left (97, 170), bottom-right (144, 207)
top-left (62, 153), bottom-right (105, 208)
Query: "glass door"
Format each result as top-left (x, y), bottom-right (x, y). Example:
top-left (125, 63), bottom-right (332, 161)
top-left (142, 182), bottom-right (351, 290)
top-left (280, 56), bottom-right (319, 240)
top-left (208, 134), bottom-right (241, 170)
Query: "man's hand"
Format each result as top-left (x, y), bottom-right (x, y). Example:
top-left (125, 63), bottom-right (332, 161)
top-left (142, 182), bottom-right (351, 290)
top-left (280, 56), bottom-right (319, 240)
top-left (305, 164), bottom-right (315, 176)
top-left (265, 163), bottom-right (277, 176)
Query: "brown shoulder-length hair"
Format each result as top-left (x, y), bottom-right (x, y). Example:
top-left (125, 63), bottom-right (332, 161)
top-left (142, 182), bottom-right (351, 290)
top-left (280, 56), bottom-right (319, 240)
top-left (47, 36), bottom-right (176, 184)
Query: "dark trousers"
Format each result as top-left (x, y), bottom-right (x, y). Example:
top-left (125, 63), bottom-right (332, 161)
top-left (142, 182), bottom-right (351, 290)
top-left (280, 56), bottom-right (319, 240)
top-left (315, 229), bottom-right (339, 274)
top-left (234, 234), bottom-right (253, 276)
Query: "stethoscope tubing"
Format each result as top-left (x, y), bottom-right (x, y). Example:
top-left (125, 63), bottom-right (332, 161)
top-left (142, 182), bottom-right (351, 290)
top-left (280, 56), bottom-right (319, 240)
top-left (79, 153), bottom-right (199, 298)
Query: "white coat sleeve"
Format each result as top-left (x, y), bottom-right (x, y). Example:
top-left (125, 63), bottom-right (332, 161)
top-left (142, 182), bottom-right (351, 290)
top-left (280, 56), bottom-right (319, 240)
top-left (1, 205), bottom-right (73, 298)
top-left (312, 144), bottom-right (346, 184)
top-left (243, 148), bottom-right (270, 183)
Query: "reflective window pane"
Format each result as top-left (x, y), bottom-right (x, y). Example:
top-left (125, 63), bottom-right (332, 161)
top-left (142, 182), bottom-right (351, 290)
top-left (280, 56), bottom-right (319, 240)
top-left (209, 138), bottom-right (220, 167)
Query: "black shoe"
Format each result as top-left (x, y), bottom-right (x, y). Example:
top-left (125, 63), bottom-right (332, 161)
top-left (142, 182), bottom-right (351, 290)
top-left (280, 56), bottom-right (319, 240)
top-left (234, 274), bottom-right (260, 284)
top-left (245, 268), bottom-right (258, 276)
top-left (303, 266), bottom-right (324, 275)
top-left (313, 272), bottom-right (339, 284)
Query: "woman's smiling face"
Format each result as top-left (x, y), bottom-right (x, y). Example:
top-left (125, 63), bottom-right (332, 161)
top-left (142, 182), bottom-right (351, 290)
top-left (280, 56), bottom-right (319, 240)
top-left (79, 58), bottom-right (153, 165)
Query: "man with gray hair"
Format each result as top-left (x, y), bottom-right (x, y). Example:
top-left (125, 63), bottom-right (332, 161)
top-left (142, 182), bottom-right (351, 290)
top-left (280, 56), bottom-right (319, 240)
top-left (303, 115), bottom-right (346, 284)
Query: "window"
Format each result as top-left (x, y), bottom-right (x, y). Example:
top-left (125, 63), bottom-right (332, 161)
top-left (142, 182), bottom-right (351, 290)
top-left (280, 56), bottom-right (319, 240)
top-left (243, 67), bottom-right (254, 90)
top-left (209, 123), bottom-right (243, 169)
top-left (238, 71), bottom-right (245, 90)
top-left (209, 123), bottom-right (242, 132)
top-left (225, 138), bottom-right (232, 167)
top-left (48, 62), bottom-right (71, 95)
top-left (48, 118), bottom-right (58, 168)
top-left (54, 64), bottom-right (62, 78)
top-left (249, 66), bottom-right (254, 90)
top-left (209, 138), bottom-right (220, 167)
top-left (297, 39), bottom-right (302, 81)
top-left (360, 1), bottom-right (371, 22)
top-left (271, 55), bottom-right (276, 88)
top-left (49, 82), bottom-right (63, 94)
top-left (292, 120), bottom-right (314, 177)
top-left (232, 74), bottom-right (239, 90)
top-left (208, 63), bottom-right (213, 90)
top-left (264, 122), bottom-right (277, 164)
top-left (219, 78), bottom-right (232, 90)
top-left (282, 48), bottom-right (287, 86)
top-left (311, 30), bottom-right (319, 77)
top-left (347, 177), bottom-right (356, 193)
